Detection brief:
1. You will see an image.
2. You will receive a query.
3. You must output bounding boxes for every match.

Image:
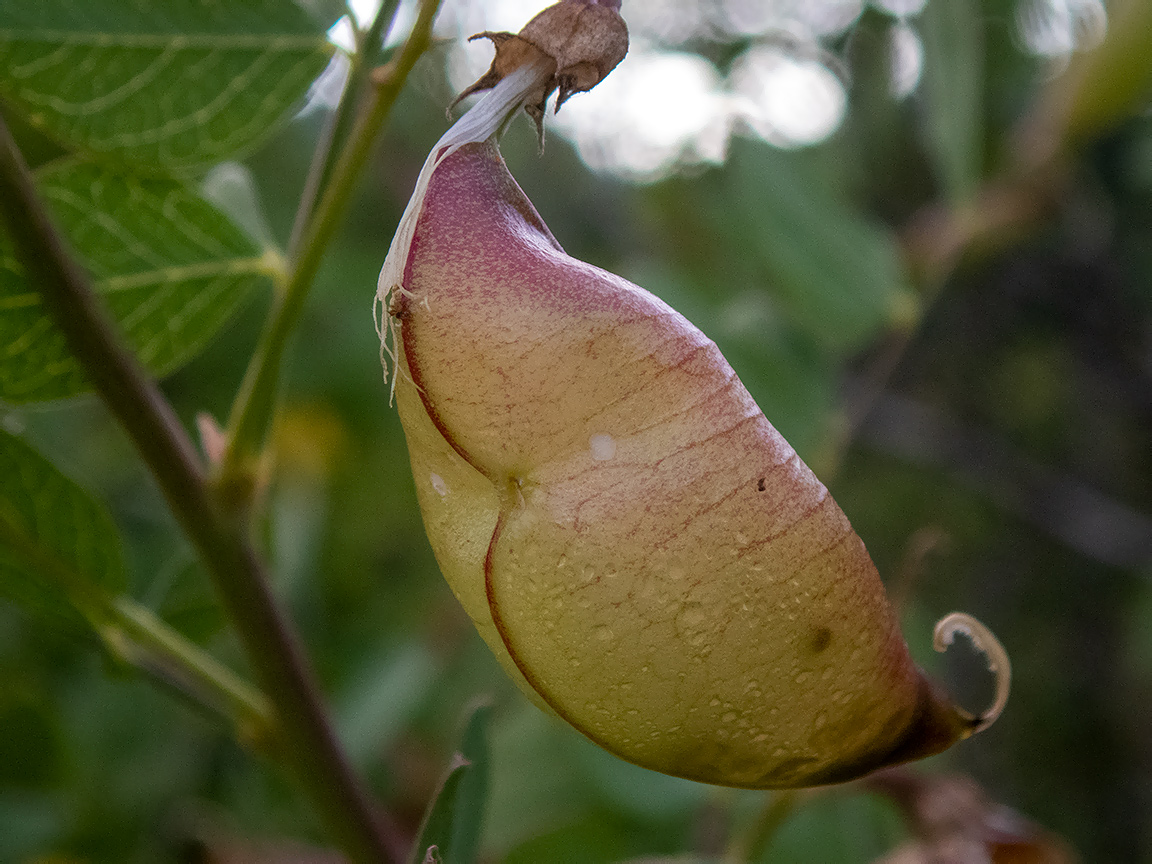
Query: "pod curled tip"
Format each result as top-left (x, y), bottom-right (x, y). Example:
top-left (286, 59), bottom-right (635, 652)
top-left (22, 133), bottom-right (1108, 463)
top-left (933, 612), bottom-right (1011, 734)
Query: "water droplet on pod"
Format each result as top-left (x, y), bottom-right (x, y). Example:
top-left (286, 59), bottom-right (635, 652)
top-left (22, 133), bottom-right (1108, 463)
top-left (589, 433), bottom-right (616, 461)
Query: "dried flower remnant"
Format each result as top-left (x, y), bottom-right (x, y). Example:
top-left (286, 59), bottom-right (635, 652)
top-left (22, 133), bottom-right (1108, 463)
top-left (869, 768), bottom-right (1079, 864)
top-left (452, 0), bottom-right (629, 139)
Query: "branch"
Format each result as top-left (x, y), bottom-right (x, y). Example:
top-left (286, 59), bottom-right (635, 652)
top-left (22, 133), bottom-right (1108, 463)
top-left (815, 178), bottom-right (1054, 480)
top-left (101, 596), bottom-right (275, 748)
top-left (854, 387), bottom-right (1152, 570)
top-left (0, 507), bottom-right (272, 746)
top-left (0, 113), bottom-right (395, 864)
top-left (219, 0), bottom-right (443, 494)
top-left (288, 0), bottom-right (403, 259)
top-left (822, 3), bottom-right (1152, 476)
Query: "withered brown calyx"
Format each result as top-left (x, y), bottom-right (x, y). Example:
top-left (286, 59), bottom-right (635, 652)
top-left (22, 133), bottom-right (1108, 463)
top-left (452, 0), bottom-right (629, 139)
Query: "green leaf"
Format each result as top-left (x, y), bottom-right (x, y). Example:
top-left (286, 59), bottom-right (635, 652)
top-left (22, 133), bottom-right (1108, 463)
top-left (409, 757), bottom-right (469, 864)
top-left (756, 791), bottom-right (905, 863)
top-left (336, 641), bottom-right (439, 768)
top-left (0, 0), bottom-right (334, 168)
top-left (0, 427), bottom-right (126, 624)
top-left (0, 792), bottom-right (64, 862)
top-left (0, 160), bottom-right (278, 403)
top-left (0, 694), bottom-right (64, 788)
top-left (502, 819), bottom-right (649, 864)
top-left (201, 162), bottom-right (277, 251)
top-left (294, 0), bottom-right (349, 30)
top-left (407, 703), bottom-right (492, 864)
top-left (450, 701), bottom-right (492, 864)
top-left (719, 143), bottom-right (917, 352)
top-left (918, 0), bottom-right (984, 205)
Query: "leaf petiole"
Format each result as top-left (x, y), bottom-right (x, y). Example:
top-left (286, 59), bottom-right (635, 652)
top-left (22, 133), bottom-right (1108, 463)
top-left (100, 595), bottom-right (276, 750)
top-left (216, 0), bottom-right (442, 510)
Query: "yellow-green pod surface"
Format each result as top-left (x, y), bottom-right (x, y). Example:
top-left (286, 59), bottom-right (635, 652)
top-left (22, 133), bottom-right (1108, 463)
top-left (380, 69), bottom-right (1006, 788)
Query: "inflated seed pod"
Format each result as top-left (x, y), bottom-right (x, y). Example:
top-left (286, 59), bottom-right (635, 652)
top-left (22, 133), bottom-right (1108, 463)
top-left (377, 10), bottom-right (1008, 788)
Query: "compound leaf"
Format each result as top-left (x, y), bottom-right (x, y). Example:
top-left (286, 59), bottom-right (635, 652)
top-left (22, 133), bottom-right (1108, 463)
top-left (0, 0), bottom-right (333, 168)
top-left (0, 160), bottom-right (278, 402)
top-left (0, 427), bottom-right (125, 625)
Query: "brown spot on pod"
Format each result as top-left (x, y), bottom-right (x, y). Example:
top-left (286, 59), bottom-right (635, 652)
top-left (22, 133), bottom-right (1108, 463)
top-left (810, 627), bottom-right (833, 654)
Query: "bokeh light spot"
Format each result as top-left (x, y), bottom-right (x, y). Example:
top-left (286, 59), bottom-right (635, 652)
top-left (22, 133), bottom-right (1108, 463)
top-left (441, 0), bottom-right (857, 178)
top-left (1017, 0), bottom-right (1107, 58)
top-left (890, 20), bottom-right (924, 98)
top-left (551, 50), bottom-right (732, 181)
top-left (729, 46), bottom-right (847, 148)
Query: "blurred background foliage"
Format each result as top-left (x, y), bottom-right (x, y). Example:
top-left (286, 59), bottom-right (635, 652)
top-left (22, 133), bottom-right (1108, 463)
top-left (1, 0), bottom-right (1151, 861)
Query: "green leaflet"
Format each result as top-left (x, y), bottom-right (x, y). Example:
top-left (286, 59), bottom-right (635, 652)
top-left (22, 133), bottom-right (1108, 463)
top-left (0, 0), bottom-right (333, 168)
top-left (0, 160), bottom-right (278, 402)
top-left (918, 0), bottom-right (984, 205)
top-left (449, 702), bottom-right (491, 864)
top-left (723, 144), bottom-right (916, 352)
top-left (407, 704), bottom-right (492, 864)
top-left (0, 427), bottom-right (126, 625)
top-left (653, 141), bottom-right (916, 355)
top-left (754, 790), bottom-right (906, 863)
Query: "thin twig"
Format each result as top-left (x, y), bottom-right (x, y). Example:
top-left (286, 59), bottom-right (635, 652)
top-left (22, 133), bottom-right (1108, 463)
top-left (821, 177), bottom-right (1054, 479)
top-left (0, 112), bottom-right (395, 864)
top-left (724, 791), bottom-right (804, 863)
top-left (219, 0), bottom-right (443, 493)
top-left (288, 0), bottom-right (403, 258)
top-left (0, 513), bottom-right (272, 744)
top-left (102, 596), bottom-right (275, 747)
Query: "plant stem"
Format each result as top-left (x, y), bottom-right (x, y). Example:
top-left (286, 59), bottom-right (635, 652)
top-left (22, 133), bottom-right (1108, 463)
top-left (821, 0), bottom-right (1152, 478)
top-left (0, 510), bottom-right (272, 746)
top-left (288, 0), bottom-right (402, 259)
top-left (815, 177), bottom-right (1052, 480)
top-left (724, 791), bottom-right (802, 863)
top-left (103, 596), bottom-right (275, 748)
top-left (219, 0), bottom-right (442, 492)
top-left (0, 114), bottom-right (396, 864)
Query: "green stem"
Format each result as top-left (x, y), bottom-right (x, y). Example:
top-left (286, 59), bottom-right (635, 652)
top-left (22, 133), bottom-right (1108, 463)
top-left (724, 791), bottom-right (802, 864)
top-left (219, 0), bottom-right (442, 495)
top-left (102, 596), bottom-right (275, 748)
top-left (0, 113), bottom-right (395, 864)
top-left (0, 510), bottom-right (271, 746)
top-left (288, 0), bottom-right (402, 258)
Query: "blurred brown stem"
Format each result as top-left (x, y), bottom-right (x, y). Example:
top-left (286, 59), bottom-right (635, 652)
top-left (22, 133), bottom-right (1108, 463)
top-left (0, 112), bottom-right (395, 864)
top-left (821, 150), bottom-right (1059, 481)
top-left (827, 0), bottom-right (1152, 475)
